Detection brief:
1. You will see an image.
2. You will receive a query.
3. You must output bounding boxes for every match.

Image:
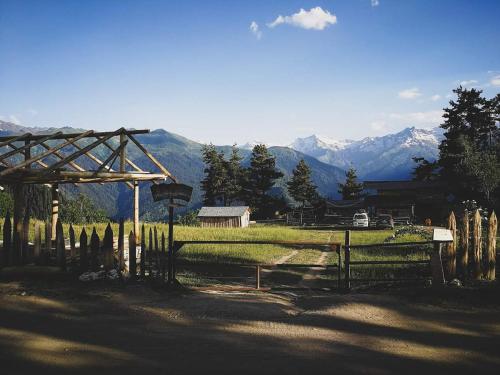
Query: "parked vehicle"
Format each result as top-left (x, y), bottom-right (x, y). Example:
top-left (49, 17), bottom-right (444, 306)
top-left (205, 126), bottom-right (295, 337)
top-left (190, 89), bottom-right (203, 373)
top-left (376, 214), bottom-right (394, 229)
top-left (353, 212), bottom-right (369, 228)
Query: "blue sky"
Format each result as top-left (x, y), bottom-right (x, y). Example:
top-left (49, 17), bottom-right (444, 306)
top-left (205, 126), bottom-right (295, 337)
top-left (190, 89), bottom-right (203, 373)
top-left (1, 0), bottom-right (499, 145)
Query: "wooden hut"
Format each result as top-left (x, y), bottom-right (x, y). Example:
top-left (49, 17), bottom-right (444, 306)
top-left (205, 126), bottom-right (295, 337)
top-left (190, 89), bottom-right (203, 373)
top-left (197, 206), bottom-right (250, 228)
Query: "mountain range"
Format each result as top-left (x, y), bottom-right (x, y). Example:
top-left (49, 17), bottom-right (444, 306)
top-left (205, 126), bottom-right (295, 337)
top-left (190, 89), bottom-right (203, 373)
top-left (0, 120), bottom-right (442, 219)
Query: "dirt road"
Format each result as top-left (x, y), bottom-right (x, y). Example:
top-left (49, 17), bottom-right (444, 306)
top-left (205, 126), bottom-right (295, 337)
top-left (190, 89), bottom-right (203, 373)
top-left (1, 275), bottom-right (499, 374)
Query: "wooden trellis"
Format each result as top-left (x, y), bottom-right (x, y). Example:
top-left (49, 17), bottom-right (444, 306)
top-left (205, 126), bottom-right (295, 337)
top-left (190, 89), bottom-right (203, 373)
top-left (0, 128), bottom-right (176, 260)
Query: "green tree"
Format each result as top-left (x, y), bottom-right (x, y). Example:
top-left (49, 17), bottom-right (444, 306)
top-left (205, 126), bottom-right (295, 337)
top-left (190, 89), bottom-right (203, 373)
top-left (225, 145), bottom-right (246, 206)
top-left (0, 190), bottom-right (13, 217)
top-left (438, 87), bottom-right (499, 206)
top-left (200, 144), bottom-right (228, 206)
top-left (246, 144), bottom-right (283, 218)
top-left (60, 194), bottom-right (108, 224)
top-left (287, 159), bottom-right (319, 207)
top-left (411, 157), bottom-right (440, 181)
top-left (338, 167), bottom-right (363, 200)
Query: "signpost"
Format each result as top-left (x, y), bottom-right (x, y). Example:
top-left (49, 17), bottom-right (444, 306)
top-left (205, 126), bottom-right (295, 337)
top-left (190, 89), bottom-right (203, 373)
top-left (431, 228), bottom-right (454, 286)
top-left (151, 183), bottom-right (193, 284)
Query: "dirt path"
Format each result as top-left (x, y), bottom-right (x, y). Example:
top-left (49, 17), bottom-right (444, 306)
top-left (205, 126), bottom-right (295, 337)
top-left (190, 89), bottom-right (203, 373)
top-left (2, 277), bottom-right (498, 375)
top-left (298, 251), bottom-right (329, 289)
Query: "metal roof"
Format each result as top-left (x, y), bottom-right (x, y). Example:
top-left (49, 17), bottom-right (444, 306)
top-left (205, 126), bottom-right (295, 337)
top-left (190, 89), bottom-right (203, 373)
top-left (198, 206), bottom-right (250, 217)
top-left (363, 180), bottom-right (443, 191)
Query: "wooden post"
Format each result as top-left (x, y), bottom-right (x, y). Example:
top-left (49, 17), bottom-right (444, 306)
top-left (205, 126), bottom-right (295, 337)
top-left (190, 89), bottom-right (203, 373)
top-left (168, 202), bottom-right (174, 283)
top-left (458, 210), bottom-right (469, 278)
top-left (129, 231), bottom-right (137, 280)
top-left (133, 181), bottom-right (140, 241)
top-left (34, 222), bottom-right (41, 265)
top-left (79, 228), bottom-right (88, 272)
top-left (334, 243), bottom-right (342, 289)
top-left (161, 232), bottom-right (166, 282)
top-left (119, 132), bottom-right (126, 172)
top-left (69, 224), bottom-right (76, 264)
top-left (22, 211), bottom-right (29, 264)
top-left (55, 218), bottom-right (66, 271)
top-left (486, 211), bottom-right (497, 280)
top-left (148, 227), bottom-right (153, 279)
top-left (2, 212), bottom-right (12, 267)
top-left (44, 219), bottom-right (51, 265)
top-left (118, 219), bottom-right (125, 272)
top-left (445, 211), bottom-right (457, 279)
top-left (90, 227), bottom-right (100, 271)
top-left (103, 223), bottom-right (114, 271)
top-left (51, 184), bottom-right (59, 240)
top-left (255, 265), bottom-right (261, 289)
top-left (154, 226), bottom-right (159, 277)
top-left (344, 230), bottom-right (351, 290)
top-left (430, 241), bottom-right (446, 286)
top-left (472, 209), bottom-right (482, 280)
top-left (140, 224), bottom-right (146, 278)
top-left (12, 184), bottom-right (25, 266)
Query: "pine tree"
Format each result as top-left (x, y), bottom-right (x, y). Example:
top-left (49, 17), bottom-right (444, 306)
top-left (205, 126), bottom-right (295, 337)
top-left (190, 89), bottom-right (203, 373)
top-left (338, 168), bottom-right (363, 200)
top-left (287, 159), bottom-right (319, 207)
top-left (225, 145), bottom-right (245, 206)
top-left (200, 144), bottom-right (227, 206)
top-left (247, 144), bottom-right (283, 217)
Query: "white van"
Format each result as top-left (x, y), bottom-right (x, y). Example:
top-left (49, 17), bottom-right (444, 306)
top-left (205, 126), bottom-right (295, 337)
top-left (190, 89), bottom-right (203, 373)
top-left (353, 212), bottom-right (369, 228)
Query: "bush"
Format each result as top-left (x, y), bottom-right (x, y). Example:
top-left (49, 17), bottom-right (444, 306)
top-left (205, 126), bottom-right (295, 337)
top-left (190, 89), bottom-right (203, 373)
top-left (177, 210), bottom-right (200, 226)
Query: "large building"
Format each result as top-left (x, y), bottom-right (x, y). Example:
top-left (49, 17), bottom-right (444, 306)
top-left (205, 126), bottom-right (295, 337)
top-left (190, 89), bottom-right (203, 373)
top-left (197, 206), bottom-right (251, 228)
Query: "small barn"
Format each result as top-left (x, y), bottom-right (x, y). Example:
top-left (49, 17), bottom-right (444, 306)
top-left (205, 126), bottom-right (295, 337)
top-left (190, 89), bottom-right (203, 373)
top-left (197, 206), bottom-right (251, 228)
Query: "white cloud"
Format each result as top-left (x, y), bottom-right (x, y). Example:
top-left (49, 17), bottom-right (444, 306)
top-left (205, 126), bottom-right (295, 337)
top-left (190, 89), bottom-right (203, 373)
top-left (459, 79), bottom-right (478, 87)
top-left (370, 120), bottom-right (386, 131)
top-left (430, 94), bottom-right (441, 101)
top-left (389, 110), bottom-right (444, 125)
top-left (250, 21), bottom-right (262, 39)
top-left (490, 75), bottom-right (500, 86)
top-left (371, 0), bottom-right (380, 7)
top-left (267, 7), bottom-right (337, 31)
top-left (398, 87), bottom-right (422, 99)
top-left (27, 108), bottom-right (38, 116)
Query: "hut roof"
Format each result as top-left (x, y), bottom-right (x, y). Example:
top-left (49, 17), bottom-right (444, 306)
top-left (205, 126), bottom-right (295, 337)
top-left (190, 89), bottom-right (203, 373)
top-left (198, 206), bottom-right (250, 218)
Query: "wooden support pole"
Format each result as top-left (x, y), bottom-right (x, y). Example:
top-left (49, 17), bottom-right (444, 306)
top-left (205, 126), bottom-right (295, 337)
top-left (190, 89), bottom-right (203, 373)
top-left (51, 184), bottom-right (59, 240)
top-left (148, 227), bottom-right (153, 279)
top-left (168, 203), bottom-right (174, 283)
top-left (344, 230), bottom-right (351, 291)
top-left (140, 224), bottom-right (146, 278)
top-left (69, 224), bottom-right (76, 264)
top-left (55, 218), bottom-right (66, 271)
top-left (255, 265), bottom-right (261, 289)
top-left (133, 181), bottom-right (140, 240)
top-left (472, 210), bottom-right (482, 280)
top-left (161, 232), bottom-right (166, 282)
top-left (119, 132), bottom-right (126, 172)
top-left (486, 211), bottom-right (497, 280)
top-left (129, 231), bottom-right (137, 280)
top-left (446, 211), bottom-right (457, 279)
top-left (154, 226), bottom-right (159, 277)
top-left (459, 210), bottom-right (469, 278)
top-left (44, 219), bottom-right (51, 265)
top-left (2, 212), bottom-right (12, 267)
top-left (12, 184), bottom-right (25, 266)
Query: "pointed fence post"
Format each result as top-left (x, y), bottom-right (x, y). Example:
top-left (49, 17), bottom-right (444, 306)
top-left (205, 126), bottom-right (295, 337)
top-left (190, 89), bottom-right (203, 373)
top-left (154, 226), bottom-right (159, 278)
top-left (472, 210), bottom-right (482, 280)
top-left (34, 222), bottom-right (41, 265)
top-left (458, 210), bottom-right (469, 278)
top-left (2, 212), bottom-right (12, 267)
top-left (344, 230), bottom-right (351, 291)
top-left (90, 227), bottom-right (100, 271)
top-left (69, 224), bottom-right (76, 266)
top-left (79, 228), bottom-right (88, 272)
top-left (140, 225), bottom-right (146, 278)
top-left (445, 211), bottom-right (457, 279)
top-left (486, 211), bottom-right (497, 280)
top-left (129, 231), bottom-right (137, 280)
top-left (55, 219), bottom-right (66, 271)
top-left (148, 227), bottom-right (153, 279)
top-left (102, 223), bottom-right (114, 271)
top-left (118, 219), bottom-right (125, 272)
top-left (44, 219), bottom-right (51, 265)
top-left (161, 232), bottom-right (166, 282)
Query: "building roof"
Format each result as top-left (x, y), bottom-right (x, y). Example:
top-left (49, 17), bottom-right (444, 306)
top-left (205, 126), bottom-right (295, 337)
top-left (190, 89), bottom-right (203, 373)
top-left (326, 199), bottom-right (365, 208)
top-left (363, 180), bottom-right (443, 191)
top-left (197, 206), bottom-right (250, 218)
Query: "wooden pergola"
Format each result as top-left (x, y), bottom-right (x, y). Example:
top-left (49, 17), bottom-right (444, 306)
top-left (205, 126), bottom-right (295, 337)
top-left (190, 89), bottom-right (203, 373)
top-left (0, 127), bottom-right (176, 251)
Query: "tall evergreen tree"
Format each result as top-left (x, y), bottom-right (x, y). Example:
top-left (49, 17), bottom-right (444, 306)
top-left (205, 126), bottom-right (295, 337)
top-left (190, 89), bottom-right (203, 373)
top-left (287, 159), bottom-right (319, 207)
top-left (338, 167), bottom-right (364, 200)
top-left (225, 145), bottom-right (245, 206)
top-left (247, 144), bottom-right (283, 217)
top-left (200, 144), bottom-right (227, 206)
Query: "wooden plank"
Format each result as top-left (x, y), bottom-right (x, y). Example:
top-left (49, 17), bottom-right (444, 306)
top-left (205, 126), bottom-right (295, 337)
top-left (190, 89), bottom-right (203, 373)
top-left (472, 210), bottom-right (482, 280)
top-left (486, 211), bottom-right (497, 280)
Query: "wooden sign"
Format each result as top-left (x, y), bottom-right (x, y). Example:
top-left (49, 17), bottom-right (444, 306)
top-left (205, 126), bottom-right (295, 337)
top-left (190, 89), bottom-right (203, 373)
top-left (432, 228), bottom-right (453, 242)
top-left (151, 183), bottom-right (193, 203)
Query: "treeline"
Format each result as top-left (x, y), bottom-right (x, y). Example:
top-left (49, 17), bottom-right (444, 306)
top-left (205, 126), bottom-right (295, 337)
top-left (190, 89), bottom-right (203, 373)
top-left (201, 144), bottom-right (323, 219)
top-left (413, 86), bottom-right (500, 211)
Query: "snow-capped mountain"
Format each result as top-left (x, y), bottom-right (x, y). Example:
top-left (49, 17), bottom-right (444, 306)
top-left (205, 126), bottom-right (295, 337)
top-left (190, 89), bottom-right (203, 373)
top-left (289, 127), bottom-right (444, 180)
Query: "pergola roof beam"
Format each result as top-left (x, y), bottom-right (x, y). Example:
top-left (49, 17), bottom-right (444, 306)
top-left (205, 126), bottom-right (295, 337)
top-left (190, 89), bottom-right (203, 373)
top-left (0, 133), bottom-right (33, 148)
top-left (96, 140), bottom-right (127, 173)
top-left (0, 131), bottom-right (63, 163)
top-left (0, 129), bottom-right (149, 142)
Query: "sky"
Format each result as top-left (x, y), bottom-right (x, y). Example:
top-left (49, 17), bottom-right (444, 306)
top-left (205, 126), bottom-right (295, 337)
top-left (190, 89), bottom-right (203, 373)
top-left (1, 0), bottom-right (499, 146)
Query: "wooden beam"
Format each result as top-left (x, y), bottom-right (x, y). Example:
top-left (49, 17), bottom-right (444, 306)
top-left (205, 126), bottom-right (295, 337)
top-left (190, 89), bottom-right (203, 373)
top-left (39, 142), bottom-right (86, 172)
top-left (0, 131), bottom-right (63, 163)
top-left (0, 130), bottom-right (93, 177)
top-left (0, 129), bottom-right (149, 142)
top-left (51, 184), bottom-right (59, 240)
top-left (127, 133), bottom-right (177, 182)
top-left (97, 137), bottom-right (145, 172)
top-left (119, 132), bottom-right (126, 172)
top-left (133, 181), bottom-right (140, 240)
top-left (6, 144), bottom-right (48, 168)
top-left (96, 140), bottom-right (127, 173)
top-left (0, 133), bottom-right (32, 148)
